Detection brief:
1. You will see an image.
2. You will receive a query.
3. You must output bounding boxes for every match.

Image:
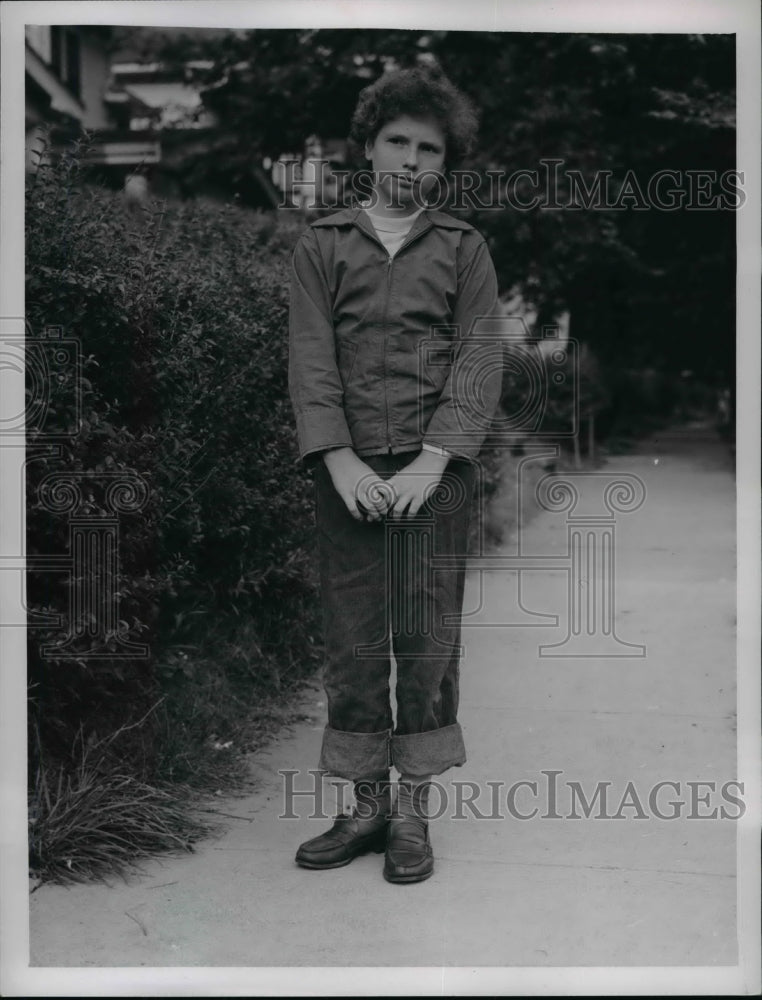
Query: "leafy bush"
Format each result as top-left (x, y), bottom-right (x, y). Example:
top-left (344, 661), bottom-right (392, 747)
top-left (26, 136), bottom-right (321, 878)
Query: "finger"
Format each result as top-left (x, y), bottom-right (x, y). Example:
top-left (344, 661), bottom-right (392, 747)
top-left (407, 496), bottom-right (424, 518)
top-left (361, 489), bottom-right (386, 516)
top-left (356, 479), bottom-right (385, 520)
top-left (368, 479), bottom-right (395, 513)
top-left (343, 494), bottom-right (364, 521)
top-left (358, 489), bottom-right (384, 520)
top-left (390, 494), bottom-right (412, 520)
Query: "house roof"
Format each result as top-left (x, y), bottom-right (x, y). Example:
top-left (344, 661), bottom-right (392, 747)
top-left (25, 41), bottom-right (84, 121)
top-left (120, 81), bottom-right (202, 111)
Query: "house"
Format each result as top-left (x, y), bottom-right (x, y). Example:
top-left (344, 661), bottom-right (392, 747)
top-left (25, 25), bottom-right (343, 210)
top-left (106, 58), bottom-right (218, 131)
top-left (25, 25), bottom-right (161, 177)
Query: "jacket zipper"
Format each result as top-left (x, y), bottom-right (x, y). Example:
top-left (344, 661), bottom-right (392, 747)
top-left (355, 214), bottom-right (435, 452)
top-left (383, 255), bottom-right (393, 449)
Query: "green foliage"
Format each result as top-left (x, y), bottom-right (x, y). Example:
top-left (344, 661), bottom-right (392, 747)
top-left (27, 135), bottom-right (317, 654)
top-left (140, 28), bottom-right (735, 385)
top-left (26, 137), bottom-right (321, 877)
top-left (435, 32), bottom-right (736, 383)
top-left (29, 719), bottom-right (212, 885)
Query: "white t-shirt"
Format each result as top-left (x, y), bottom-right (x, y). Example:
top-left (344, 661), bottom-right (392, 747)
top-left (360, 202), bottom-right (426, 258)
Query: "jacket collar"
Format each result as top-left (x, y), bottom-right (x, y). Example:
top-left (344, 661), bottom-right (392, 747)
top-left (309, 205), bottom-right (472, 233)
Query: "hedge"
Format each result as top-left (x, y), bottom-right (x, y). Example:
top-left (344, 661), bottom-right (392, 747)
top-left (26, 138), bottom-right (323, 879)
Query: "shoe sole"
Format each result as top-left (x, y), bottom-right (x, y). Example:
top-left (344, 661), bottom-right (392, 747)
top-left (295, 842), bottom-right (386, 870)
top-left (382, 868), bottom-right (434, 884)
top-left (296, 856), bottom-right (354, 870)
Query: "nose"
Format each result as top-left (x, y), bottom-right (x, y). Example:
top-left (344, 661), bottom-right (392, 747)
top-left (403, 147), bottom-right (418, 170)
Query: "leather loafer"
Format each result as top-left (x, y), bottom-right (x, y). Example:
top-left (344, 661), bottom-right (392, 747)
top-left (383, 816), bottom-right (434, 884)
top-left (295, 813), bottom-right (388, 870)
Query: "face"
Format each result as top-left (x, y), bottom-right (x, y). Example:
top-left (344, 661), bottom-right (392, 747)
top-left (364, 114), bottom-right (446, 215)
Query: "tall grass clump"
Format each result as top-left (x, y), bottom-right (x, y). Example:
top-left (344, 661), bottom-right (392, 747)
top-left (29, 709), bottom-right (213, 885)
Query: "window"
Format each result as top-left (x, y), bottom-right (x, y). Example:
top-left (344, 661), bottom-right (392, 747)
top-left (50, 26), bottom-right (62, 77)
top-left (65, 30), bottom-right (81, 99)
top-left (49, 26), bottom-right (81, 100)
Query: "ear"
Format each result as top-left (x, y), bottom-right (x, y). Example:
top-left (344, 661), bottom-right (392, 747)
top-left (364, 138), bottom-right (372, 160)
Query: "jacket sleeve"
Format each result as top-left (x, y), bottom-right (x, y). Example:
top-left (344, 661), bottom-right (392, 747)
top-left (288, 229), bottom-right (354, 463)
top-left (422, 237), bottom-right (503, 459)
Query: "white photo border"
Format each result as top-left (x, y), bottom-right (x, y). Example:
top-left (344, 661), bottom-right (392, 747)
top-left (1, 1), bottom-right (759, 996)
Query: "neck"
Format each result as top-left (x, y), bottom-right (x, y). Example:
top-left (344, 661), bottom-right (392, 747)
top-left (365, 186), bottom-right (426, 219)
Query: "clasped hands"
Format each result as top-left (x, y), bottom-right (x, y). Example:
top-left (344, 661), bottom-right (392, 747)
top-left (323, 447), bottom-right (449, 522)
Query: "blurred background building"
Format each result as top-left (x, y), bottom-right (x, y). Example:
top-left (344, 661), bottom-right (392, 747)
top-left (25, 24), bottom-right (337, 208)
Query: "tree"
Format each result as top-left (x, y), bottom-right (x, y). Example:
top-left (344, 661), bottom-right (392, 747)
top-left (140, 27), bottom-right (735, 388)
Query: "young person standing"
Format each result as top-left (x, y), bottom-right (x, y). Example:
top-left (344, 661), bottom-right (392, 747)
top-left (288, 66), bottom-right (501, 883)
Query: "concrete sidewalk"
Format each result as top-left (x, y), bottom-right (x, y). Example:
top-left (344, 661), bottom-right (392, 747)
top-left (29, 424), bottom-right (738, 968)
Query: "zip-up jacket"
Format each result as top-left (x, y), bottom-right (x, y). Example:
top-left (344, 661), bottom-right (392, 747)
top-left (288, 205), bottom-right (502, 463)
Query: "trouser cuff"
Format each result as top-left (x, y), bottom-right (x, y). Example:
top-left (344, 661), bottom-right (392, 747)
top-left (318, 726), bottom-right (391, 781)
top-left (390, 723), bottom-right (466, 777)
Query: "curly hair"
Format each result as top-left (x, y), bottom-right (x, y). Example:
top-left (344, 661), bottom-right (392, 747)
top-left (347, 65), bottom-right (479, 171)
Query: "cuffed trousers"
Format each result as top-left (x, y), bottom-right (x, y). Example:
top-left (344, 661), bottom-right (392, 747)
top-left (313, 451), bottom-right (476, 781)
